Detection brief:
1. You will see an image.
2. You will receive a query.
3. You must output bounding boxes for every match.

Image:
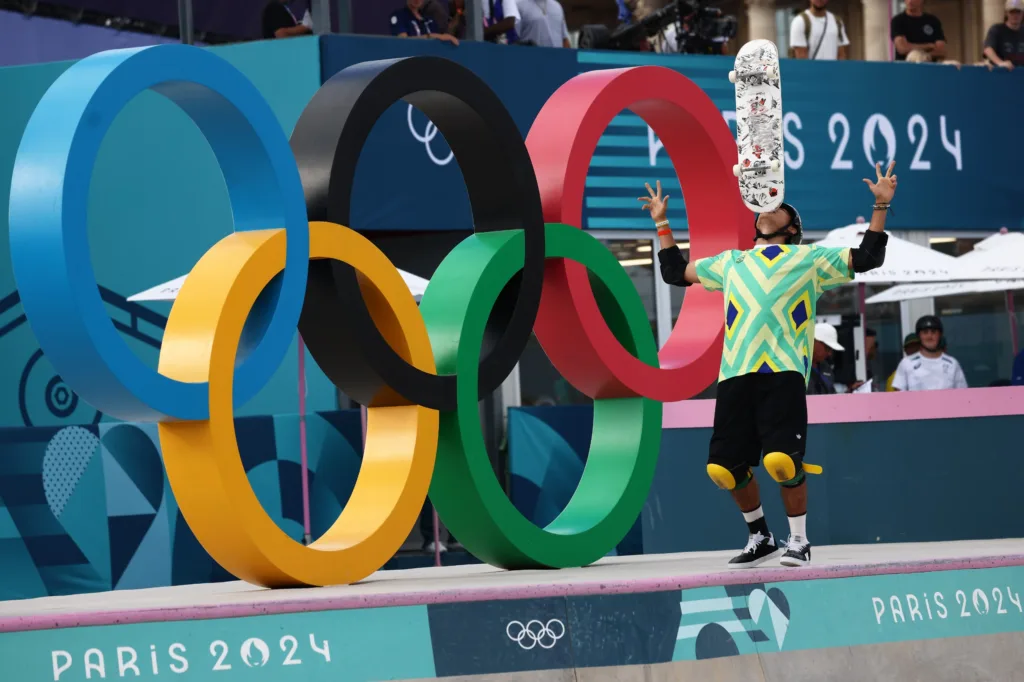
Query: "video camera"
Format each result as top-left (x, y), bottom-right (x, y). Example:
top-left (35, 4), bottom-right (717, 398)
top-left (577, 0), bottom-right (737, 54)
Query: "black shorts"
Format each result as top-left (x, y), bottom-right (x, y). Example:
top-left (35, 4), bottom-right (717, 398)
top-left (708, 371), bottom-right (808, 478)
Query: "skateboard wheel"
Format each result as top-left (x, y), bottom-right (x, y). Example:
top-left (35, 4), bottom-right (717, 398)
top-left (728, 70), bottom-right (736, 83)
top-left (770, 159), bottom-right (781, 172)
top-left (733, 164), bottom-right (741, 177)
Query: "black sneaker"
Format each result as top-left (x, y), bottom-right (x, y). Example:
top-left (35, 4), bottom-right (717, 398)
top-left (728, 531), bottom-right (783, 569)
top-left (780, 535), bottom-right (811, 567)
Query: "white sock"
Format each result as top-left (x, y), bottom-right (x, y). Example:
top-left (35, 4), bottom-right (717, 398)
top-left (788, 514), bottom-right (807, 541)
top-left (742, 506), bottom-right (764, 523)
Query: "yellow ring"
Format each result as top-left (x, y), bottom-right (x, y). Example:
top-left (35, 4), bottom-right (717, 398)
top-left (157, 222), bottom-right (439, 587)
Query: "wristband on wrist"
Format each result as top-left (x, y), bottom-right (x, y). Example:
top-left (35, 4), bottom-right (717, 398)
top-left (657, 229), bottom-right (672, 237)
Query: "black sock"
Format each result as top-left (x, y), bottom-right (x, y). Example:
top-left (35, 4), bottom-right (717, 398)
top-left (741, 505), bottom-right (770, 538)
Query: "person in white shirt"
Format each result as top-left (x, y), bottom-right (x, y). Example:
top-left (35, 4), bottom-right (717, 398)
top-left (789, 0), bottom-right (849, 60)
top-left (517, 0), bottom-right (571, 48)
top-left (891, 315), bottom-right (969, 391)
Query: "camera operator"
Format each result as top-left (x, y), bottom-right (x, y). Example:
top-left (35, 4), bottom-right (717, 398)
top-left (652, 13), bottom-right (729, 54)
top-left (582, 1), bottom-right (735, 54)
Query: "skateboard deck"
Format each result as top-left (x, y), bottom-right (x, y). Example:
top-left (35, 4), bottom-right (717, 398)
top-left (730, 39), bottom-right (784, 213)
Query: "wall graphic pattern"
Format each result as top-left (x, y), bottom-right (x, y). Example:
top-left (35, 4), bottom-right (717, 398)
top-left (0, 409), bottom-right (364, 601)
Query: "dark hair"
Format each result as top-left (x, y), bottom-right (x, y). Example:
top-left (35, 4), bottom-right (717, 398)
top-left (865, 328), bottom-right (877, 338)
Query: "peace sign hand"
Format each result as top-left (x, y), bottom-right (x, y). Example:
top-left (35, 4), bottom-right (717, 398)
top-left (864, 160), bottom-right (897, 204)
top-left (638, 180), bottom-right (669, 223)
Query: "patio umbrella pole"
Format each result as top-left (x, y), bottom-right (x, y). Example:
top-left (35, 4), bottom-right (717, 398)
top-left (1008, 290), bottom-right (1019, 356)
top-left (858, 282), bottom-right (868, 383)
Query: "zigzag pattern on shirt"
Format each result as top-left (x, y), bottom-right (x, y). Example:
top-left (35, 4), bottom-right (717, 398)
top-left (704, 244), bottom-right (852, 383)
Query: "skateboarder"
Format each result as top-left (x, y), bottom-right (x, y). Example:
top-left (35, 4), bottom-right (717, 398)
top-left (638, 160), bottom-right (897, 568)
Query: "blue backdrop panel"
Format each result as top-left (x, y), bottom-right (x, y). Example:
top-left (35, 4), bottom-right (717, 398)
top-left (0, 36), bottom-right (336, 429)
top-left (318, 36), bottom-right (578, 236)
top-left (0, 409), bottom-right (364, 601)
top-left (575, 51), bottom-right (1024, 233)
top-left (644, 414), bottom-right (1024, 554)
top-left (318, 36), bottom-right (1024, 235)
top-left (507, 406), bottom-right (643, 557)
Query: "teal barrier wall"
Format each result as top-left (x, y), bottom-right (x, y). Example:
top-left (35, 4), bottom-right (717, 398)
top-left (506, 406), bottom-right (1024, 553)
top-left (0, 409), bottom-right (365, 601)
top-left (0, 36), bottom-right (337, 429)
top-left (645, 415), bottom-right (1024, 553)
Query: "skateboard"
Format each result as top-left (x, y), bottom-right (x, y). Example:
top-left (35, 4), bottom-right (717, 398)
top-left (729, 39), bottom-right (785, 213)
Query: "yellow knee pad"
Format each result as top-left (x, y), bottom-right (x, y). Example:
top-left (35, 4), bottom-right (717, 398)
top-left (764, 452), bottom-right (823, 485)
top-left (707, 464), bottom-right (751, 490)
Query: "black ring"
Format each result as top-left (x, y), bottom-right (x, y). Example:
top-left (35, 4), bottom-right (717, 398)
top-left (291, 56), bottom-right (544, 411)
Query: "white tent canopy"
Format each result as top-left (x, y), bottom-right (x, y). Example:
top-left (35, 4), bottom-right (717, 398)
top-left (128, 269), bottom-right (431, 303)
top-left (865, 278), bottom-right (1024, 304)
top-left (812, 225), bottom-right (1021, 284)
top-left (865, 231), bottom-right (1024, 304)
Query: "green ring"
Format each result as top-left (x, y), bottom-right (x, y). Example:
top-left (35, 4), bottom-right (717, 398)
top-left (419, 223), bottom-right (662, 569)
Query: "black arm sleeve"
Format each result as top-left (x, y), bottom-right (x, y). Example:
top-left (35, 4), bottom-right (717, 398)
top-left (658, 245), bottom-right (692, 287)
top-left (850, 230), bottom-right (888, 273)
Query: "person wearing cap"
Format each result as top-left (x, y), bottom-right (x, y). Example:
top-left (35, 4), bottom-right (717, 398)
top-left (807, 323), bottom-right (843, 395)
top-left (891, 315), bottom-right (968, 391)
top-left (643, 161), bottom-right (897, 570)
top-left (983, 0), bottom-right (1024, 70)
top-left (885, 333), bottom-right (921, 391)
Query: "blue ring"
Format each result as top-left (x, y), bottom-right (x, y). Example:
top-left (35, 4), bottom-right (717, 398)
top-left (8, 45), bottom-right (309, 422)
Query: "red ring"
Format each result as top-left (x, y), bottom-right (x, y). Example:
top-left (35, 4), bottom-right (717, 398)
top-left (527, 66), bottom-right (748, 402)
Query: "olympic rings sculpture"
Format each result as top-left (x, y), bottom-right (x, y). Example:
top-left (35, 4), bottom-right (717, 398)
top-left (8, 44), bottom-right (745, 588)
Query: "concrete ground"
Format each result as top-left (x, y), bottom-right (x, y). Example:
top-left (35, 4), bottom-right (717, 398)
top-left (2, 538), bottom-right (1022, 632)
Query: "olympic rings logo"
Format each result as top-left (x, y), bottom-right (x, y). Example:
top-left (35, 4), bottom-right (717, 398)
top-left (8, 45), bottom-right (746, 588)
top-left (506, 619), bottom-right (566, 650)
top-left (407, 103), bottom-right (454, 166)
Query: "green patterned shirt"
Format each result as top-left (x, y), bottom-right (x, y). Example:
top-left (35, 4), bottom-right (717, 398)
top-left (694, 244), bottom-right (853, 383)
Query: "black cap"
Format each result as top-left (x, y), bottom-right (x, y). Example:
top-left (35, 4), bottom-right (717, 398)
top-left (915, 315), bottom-right (943, 334)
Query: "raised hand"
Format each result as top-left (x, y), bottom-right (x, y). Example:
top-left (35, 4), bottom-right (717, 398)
top-left (638, 180), bottom-right (670, 223)
top-left (864, 160), bottom-right (897, 204)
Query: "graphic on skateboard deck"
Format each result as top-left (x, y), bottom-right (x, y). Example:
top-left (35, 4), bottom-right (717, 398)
top-left (729, 39), bottom-right (784, 213)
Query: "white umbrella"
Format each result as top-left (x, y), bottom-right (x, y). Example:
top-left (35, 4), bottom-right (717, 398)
top-left (812, 225), bottom-right (1016, 283)
top-left (864, 278), bottom-right (1024, 304)
top-left (864, 230), bottom-right (1024, 354)
top-left (865, 231), bottom-right (1024, 303)
top-left (128, 269), bottom-right (430, 303)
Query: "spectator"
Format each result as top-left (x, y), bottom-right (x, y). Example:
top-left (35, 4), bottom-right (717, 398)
top-left (807, 322), bottom-right (844, 395)
top-left (616, 0), bottom-right (637, 24)
top-left (983, 0), bottom-right (1024, 71)
top-left (885, 333), bottom-right (920, 390)
top-left (447, 0), bottom-right (467, 39)
top-left (262, 0), bottom-right (313, 39)
top-left (517, 0), bottom-right (571, 48)
top-left (788, 0), bottom-right (849, 61)
top-left (891, 0), bottom-right (946, 62)
top-left (419, 499), bottom-right (459, 553)
top-left (891, 316), bottom-right (968, 391)
top-left (1012, 347), bottom-right (1024, 385)
top-left (849, 327), bottom-right (877, 391)
top-left (421, 0), bottom-right (450, 29)
top-left (390, 0), bottom-right (460, 44)
top-left (482, 0), bottom-right (521, 44)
